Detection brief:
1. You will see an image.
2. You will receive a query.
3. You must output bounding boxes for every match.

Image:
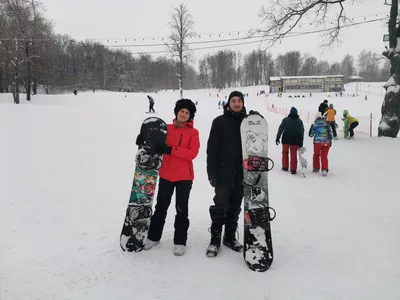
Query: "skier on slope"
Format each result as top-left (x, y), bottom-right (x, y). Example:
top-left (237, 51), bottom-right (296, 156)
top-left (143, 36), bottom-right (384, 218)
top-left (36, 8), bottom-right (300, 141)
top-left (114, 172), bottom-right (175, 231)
top-left (147, 95), bottom-right (155, 113)
top-left (206, 91), bottom-right (247, 257)
top-left (137, 99), bottom-right (200, 256)
top-left (309, 112), bottom-right (333, 176)
top-left (275, 107), bottom-right (305, 175)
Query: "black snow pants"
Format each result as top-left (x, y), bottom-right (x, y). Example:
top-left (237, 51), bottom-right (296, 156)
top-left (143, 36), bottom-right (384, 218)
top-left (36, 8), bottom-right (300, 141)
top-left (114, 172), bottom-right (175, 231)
top-left (328, 121), bottom-right (337, 138)
top-left (149, 103), bottom-right (155, 113)
top-left (349, 121), bottom-right (359, 137)
top-left (209, 184), bottom-right (244, 233)
top-left (147, 178), bottom-right (192, 245)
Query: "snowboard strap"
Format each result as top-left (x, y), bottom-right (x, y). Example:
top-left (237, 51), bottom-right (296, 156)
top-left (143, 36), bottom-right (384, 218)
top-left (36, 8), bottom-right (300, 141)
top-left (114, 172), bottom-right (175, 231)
top-left (241, 157), bottom-right (274, 186)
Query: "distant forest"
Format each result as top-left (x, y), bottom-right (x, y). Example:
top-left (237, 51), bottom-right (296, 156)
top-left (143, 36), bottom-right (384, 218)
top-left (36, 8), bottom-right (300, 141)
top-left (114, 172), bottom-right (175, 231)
top-left (0, 0), bottom-right (389, 97)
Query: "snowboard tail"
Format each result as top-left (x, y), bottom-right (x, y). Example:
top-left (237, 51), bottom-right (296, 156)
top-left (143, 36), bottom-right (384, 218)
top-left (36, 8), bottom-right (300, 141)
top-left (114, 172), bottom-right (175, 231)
top-left (120, 117), bottom-right (167, 252)
top-left (244, 207), bottom-right (276, 272)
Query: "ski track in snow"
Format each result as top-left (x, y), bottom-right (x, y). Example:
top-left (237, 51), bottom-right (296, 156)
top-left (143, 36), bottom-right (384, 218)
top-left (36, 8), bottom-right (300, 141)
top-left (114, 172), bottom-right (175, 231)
top-left (1, 87), bottom-right (400, 299)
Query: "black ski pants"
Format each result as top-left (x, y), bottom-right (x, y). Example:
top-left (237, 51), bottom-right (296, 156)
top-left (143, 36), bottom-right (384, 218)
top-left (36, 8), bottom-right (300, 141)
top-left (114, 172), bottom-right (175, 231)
top-left (149, 103), bottom-right (155, 113)
top-left (328, 121), bottom-right (337, 138)
top-left (209, 184), bottom-right (244, 233)
top-left (147, 178), bottom-right (192, 245)
top-left (349, 121), bottom-right (359, 137)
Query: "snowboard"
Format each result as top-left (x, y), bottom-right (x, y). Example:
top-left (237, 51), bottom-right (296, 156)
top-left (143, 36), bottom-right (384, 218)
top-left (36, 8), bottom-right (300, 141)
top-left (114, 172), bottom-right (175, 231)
top-left (241, 112), bottom-right (276, 272)
top-left (298, 147), bottom-right (307, 178)
top-left (120, 117), bottom-right (167, 252)
top-left (343, 118), bottom-right (349, 138)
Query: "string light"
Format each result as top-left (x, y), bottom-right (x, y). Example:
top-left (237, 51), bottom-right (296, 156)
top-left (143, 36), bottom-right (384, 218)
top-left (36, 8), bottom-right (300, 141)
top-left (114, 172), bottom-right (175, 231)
top-left (0, 11), bottom-right (389, 44)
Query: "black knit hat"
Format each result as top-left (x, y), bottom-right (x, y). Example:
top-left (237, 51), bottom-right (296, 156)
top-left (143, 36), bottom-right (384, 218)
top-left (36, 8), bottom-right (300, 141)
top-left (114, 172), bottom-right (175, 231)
top-left (227, 91), bottom-right (244, 105)
top-left (174, 98), bottom-right (197, 121)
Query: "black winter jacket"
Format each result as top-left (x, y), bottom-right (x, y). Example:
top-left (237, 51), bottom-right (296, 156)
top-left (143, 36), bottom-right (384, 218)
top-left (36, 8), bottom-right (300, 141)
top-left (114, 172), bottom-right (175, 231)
top-left (276, 113), bottom-right (305, 147)
top-left (206, 106), bottom-right (246, 187)
top-left (318, 103), bottom-right (328, 114)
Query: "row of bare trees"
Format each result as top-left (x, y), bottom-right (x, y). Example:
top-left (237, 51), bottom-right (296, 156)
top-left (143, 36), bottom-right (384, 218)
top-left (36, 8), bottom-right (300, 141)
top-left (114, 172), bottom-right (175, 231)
top-left (0, 1), bottom-right (199, 102)
top-left (197, 49), bottom-right (388, 89)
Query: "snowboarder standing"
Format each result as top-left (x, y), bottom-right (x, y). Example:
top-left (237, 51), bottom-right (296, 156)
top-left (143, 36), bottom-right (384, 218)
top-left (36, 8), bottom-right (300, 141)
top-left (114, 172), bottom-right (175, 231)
top-left (309, 112), bottom-right (333, 176)
top-left (318, 99), bottom-right (328, 115)
top-left (147, 95), bottom-right (155, 113)
top-left (140, 99), bottom-right (200, 256)
top-left (206, 91), bottom-right (247, 257)
top-left (324, 104), bottom-right (338, 140)
top-left (342, 110), bottom-right (359, 139)
top-left (275, 107), bottom-right (304, 175)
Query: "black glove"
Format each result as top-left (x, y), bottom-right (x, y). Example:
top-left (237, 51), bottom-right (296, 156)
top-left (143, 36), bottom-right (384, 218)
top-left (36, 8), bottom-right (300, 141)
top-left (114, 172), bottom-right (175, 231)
top-left (154, 143), bottom-right (172, 155)
top-left (249, 110), bottom-right (264, 118)
top-left (208, 176), bottom-right (217, 187)
top-left (275, 140), bottom-right (280, 146)
top-left (136, 133), bottom-right (144, 146)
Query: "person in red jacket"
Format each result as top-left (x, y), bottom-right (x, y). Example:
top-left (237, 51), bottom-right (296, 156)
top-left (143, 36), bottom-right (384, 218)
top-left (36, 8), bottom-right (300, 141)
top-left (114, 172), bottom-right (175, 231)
top-left (143, 99), bottom-right (200, 256)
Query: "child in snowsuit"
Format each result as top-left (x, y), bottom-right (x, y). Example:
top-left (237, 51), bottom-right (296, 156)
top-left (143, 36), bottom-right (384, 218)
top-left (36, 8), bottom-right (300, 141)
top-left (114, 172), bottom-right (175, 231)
top-left (276, 107), bottom-right (305, 175)
top-left (323, 104), bottom-right (338, 139)
top-left (309, 112), bottom-right (333, 176)
top-left (342, 110), bottom-right (359, 139)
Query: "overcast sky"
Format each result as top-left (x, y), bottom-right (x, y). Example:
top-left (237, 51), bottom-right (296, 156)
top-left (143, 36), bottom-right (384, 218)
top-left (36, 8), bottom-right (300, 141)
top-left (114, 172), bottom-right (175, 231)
top-left (40, 0), bottom-right (390, 67)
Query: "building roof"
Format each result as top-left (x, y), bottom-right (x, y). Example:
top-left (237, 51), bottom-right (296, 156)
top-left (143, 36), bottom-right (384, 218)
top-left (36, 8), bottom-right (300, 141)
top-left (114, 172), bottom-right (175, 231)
top-left (348, 75), bottom-right (363, 80)
top-left (280, 75), bottom-right (345, 79)
top-left (269, 77), bottom-right (281, 81)
top-left (269, 75), bottom-right (345, 80)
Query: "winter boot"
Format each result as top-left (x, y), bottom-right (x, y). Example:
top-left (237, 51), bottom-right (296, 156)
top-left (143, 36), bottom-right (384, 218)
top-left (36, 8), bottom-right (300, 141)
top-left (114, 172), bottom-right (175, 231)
top-left (223, 227), bottom-right (243, 253)
top-left (206, 226), bottom-right (222, 257)
top-left (282, 167), bottom-right (288, 172)
top-left (291, 170), bottom-right (297, 175)
top-left (313, 169), bottom-right (319, 173)
top-left (322, 170), bottom-right (328, 177)
top-left (173, 245), bottom-right (186, 256)
top-left (143, 238), bottom-right (159, 250)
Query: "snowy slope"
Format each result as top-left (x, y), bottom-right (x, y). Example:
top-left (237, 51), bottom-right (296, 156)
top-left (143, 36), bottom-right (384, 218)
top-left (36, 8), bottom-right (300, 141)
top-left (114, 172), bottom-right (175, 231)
top-left (1, 88), bottom-right (399, 300)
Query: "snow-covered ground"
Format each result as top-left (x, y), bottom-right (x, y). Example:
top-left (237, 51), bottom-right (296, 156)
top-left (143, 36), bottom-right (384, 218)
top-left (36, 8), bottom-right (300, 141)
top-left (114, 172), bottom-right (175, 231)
top-left (1, 86), bottom-right (399, 300)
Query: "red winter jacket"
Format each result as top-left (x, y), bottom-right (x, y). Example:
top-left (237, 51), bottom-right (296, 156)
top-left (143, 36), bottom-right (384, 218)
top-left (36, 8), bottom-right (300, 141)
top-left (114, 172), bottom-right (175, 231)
top-left (159, 120), bottom-right (200, 182)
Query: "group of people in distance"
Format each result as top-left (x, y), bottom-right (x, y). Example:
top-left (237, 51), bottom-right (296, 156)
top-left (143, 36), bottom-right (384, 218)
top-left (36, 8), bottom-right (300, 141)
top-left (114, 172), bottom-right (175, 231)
top-left (276, 99), bottom-right (360, 177)
top-left (134, 91), bottom-right (360, 257)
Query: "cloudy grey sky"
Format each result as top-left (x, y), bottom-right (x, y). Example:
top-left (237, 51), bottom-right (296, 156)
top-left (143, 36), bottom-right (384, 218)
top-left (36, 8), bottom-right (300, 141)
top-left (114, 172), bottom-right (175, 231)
top-left (40, 0), bottom-right (389, 66)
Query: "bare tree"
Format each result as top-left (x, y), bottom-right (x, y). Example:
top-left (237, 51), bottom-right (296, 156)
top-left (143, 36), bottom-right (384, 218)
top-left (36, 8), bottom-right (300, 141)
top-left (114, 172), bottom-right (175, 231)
top-left (357, 50), bottom-right (380, 82)
top-left (259, 0), bottom-right (349, 48)
top-left (167, 4), bottom-right (195, 98)
top-left (340, 54), bottom-right (356, 78)
top-left (378, 0), bottom-right (400, 137)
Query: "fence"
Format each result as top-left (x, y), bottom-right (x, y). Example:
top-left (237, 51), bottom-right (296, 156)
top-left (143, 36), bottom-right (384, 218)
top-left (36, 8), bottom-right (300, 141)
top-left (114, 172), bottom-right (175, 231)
top-left (266, 103), bottom-right (375, 137)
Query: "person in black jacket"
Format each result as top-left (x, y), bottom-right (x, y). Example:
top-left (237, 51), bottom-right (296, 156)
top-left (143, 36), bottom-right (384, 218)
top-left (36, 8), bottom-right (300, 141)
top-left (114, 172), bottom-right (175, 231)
top-left (206, 90), bottom-right (246, 257)
top-left (147, 95), bottom-right (155, 113)
top-left (275, 106), bottom-right (304, 174)
top-left (318, 100), bottom-right (328, 115)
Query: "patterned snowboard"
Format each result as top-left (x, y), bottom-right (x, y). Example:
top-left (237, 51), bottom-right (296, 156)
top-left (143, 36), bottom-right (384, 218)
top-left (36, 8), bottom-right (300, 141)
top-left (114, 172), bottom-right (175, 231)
top-left (241, 112), bottom-right (276, 272)
top-left (120, 117), bottom-right (167, 252)
top-left (343, 118), bottom-right (349, 138)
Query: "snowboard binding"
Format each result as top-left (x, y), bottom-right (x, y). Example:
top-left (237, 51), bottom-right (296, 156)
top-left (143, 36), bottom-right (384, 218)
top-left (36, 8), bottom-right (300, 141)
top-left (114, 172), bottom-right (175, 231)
top-left (244, 207), bottom-right (276, 226)
top-left (242, 157), bottom-right (274, 186)
top-left (136, 147), bottom-right (162, 170)
top-left (243, 156), bottom-right (274, 172)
